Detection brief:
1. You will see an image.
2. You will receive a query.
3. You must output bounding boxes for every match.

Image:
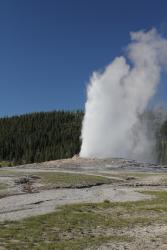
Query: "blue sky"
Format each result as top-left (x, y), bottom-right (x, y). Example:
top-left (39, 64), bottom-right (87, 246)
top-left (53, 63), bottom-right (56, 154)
top-left (0, 0), bottom-right (167, 116)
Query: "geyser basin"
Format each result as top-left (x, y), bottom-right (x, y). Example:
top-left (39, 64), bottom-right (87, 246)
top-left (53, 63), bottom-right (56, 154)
top-left (80, 28), bottom-right (167, 163)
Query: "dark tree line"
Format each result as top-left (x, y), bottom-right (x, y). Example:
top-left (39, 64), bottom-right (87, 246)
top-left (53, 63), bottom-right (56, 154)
top-left (0, 110), bottom-right (167, 166)
top-left (158, 121), bottom-right (167, 164)
top-left (0, 111), bottom-right (83, 165)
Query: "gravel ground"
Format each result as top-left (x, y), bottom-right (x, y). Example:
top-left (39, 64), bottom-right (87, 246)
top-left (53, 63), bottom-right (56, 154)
top-left (0, 185), bottom-right (149, 221)
top-left (0, 157), bottom-right (167, 222)
top-left (96, 224), bottom-right (167, 250)
top-left (1, 157), bottom-right (161, 221)
top-left (1, 157), bottom-right (167, 249)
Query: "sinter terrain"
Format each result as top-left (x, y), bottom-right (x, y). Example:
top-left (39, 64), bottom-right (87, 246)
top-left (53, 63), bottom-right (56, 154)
top-left (0, 157), bottom-right (167, 249)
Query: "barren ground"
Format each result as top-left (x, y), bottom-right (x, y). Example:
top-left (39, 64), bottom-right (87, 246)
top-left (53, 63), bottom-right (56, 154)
top-left (0, 157), bottom-right (167, 249)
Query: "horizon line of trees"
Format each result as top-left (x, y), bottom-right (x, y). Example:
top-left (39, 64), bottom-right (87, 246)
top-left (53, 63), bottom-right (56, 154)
top-left (0, 110), bottom-right (83, 165)
top-left (0, 110), bottom-right (166, 166)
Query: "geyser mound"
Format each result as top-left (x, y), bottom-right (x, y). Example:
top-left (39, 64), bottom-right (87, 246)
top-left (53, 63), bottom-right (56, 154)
top-left (80, 29), bottom-right (167, 163)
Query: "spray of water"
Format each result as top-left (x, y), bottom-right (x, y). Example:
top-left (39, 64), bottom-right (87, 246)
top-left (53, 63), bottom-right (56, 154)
top-left (80, 29), bottom-right (167, 162)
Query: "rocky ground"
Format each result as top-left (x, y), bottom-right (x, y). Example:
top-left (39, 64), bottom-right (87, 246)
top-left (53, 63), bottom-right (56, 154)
top-left (0, 157), bottom-right (167, 249)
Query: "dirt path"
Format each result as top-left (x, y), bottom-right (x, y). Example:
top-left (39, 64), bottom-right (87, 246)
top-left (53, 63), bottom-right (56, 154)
top-left (0, 185), bottom-right (149, 221)
top-left (1, 158), bottom-right (167, 249)
top-left (0, 157), bottom-right (167, 221)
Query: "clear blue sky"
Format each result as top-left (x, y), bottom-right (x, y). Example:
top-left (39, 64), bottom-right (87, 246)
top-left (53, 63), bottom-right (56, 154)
top-left (0, 0), bottom-right (167, 116)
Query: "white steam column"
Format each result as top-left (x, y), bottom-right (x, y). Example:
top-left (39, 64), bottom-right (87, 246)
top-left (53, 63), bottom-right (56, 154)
top-left (80, 29), bottom-right (167, 162)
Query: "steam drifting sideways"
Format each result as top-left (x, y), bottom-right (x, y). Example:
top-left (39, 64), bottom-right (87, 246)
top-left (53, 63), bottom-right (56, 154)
top-left (80, 29), bottom-right (167, 162)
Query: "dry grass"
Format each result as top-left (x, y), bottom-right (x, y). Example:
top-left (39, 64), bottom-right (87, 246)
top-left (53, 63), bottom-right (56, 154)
top-left (0, 191), bottom-right (167, 249)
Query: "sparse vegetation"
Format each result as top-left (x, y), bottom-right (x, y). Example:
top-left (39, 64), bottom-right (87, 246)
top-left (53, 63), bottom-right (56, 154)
top-left (0, 183), bottom-right (7, 190)
top-left (0, 170), bottom-right (116, 189)
top-left (36, 172), bottom-right (116, 188)
top-left (0, 161), bottom-right (13, 167)
top-left (0, 191), bottom-right (167, 249)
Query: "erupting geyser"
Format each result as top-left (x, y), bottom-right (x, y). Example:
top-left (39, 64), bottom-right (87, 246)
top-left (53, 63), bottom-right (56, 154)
top-left (80, 29), bottom-right (167, 162)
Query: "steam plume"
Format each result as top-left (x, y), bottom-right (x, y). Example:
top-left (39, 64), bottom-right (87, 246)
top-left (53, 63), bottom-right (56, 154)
top-left (80, 29), bottom-right (167, 162)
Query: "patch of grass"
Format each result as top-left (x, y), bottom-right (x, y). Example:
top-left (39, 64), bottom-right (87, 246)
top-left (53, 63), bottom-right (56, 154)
top-left (0, 183), bottom-right (7, 190)
top-left (36, 172), bottom-right (116, 188)
top-left (0, 161), bottom-right (14, 167)
top-left (0, 170), bottom-right (117, 188)
top-left (0, 170), bottom-right (20, 175)
top-left (0, 191), bottom-right (167, 249)
top-left (100, 171), bottom-right (167, 178)
top-left (0, 183), bottom-right (8, 198)
top-left (0, 204), bottom-right (132, 250)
